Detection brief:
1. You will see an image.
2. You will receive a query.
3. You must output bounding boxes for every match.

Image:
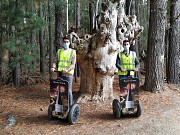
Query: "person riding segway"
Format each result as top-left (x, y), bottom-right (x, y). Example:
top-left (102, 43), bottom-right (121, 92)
top-left (48, 35), bottom-right (80, 124)
top-left (113, 40), bottom-right (142, 118)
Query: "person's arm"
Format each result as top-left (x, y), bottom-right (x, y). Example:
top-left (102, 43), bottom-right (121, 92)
top-left (116, 54), bottom-right (121, 70)
top-left (50, 51), bottom-right (59, 72)
top-left (135, 57), bottom-right (140, 68)
top-left (134, 55), bottom-right (140, 71)
top-left (116, 53), bottom-right (126, 72)
top-left (65, 50), bottom-right (76, 73)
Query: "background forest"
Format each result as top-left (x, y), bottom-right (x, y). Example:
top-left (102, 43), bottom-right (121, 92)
top-left (0, 0), bottom-right (179, 91)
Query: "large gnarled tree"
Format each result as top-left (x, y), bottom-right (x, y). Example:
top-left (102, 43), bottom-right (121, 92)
top-left (71, 0), bottom-right (143, 102)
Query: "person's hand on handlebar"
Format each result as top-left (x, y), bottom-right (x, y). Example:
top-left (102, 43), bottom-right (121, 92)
top-left (121, 68), bottom-right (138, 72)
top-left (134, 68), bottom-right (138, 72)
top-left (121, 68), bottom-right (127, 72)
top-left (62, 70), bottom-right (67, 74)
top-left (50, 67), bottom-right (56, 72)
top-left (50, 63), bottom-right (56, 73)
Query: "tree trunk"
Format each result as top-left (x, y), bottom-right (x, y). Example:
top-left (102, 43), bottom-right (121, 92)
top-left (71, 0), bottom-right (143, 102)
top-left (167, 0), bottom-right (180, 84)
top-left (76, 0), bottom-right (80, 29)
top-left (134, 0), bottom-right (141, 79)
top-left (13, 62), bottom-right (20, 87)
top-left (165, 29), bottom-right (169, 81)
top-left (89, 2), bottom-right (94, 34)
top-left (48, 0), bottom-right (53, 79)
top-left (13, 0), bottom-right (20, 87)
top-left (125, 0), bottom-right (132, 15)
top-left (55, 4), bottom-right (63, 51)
top-left (144, 0), bottom-right (167, 92)
top-left (39, 1), bottom-right (45, 75)
top-left (130, 0), bottom-right (135, 15)
top-left (30, 3), bottom-right (36, 67)
top-left (74, 0), bottom-right (81, 83)
top-left (0, 13), bottom-right (3, 83)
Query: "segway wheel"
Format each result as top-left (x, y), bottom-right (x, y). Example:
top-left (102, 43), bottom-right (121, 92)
top-left (68, 103), bottom-right (80, 124)
top-left (112, 99), bottom-right (122, 119)
top-left (136, 101), bottom-right (142, 117)
top-left (48, 104), bottom-right (55, 120)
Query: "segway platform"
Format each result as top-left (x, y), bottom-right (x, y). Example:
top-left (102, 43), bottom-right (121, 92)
top-left (48, 77), bottom-right (80, 124)
top-left (113, 76), bottom-right (142, 118)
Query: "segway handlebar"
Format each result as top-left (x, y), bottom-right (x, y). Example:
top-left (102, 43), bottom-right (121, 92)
top-left (126, 69), bottom-right (135, 72)
top-left (126, 69), bottom-right (139, 78)
top-left (53, 69), bottom-right (58, 72)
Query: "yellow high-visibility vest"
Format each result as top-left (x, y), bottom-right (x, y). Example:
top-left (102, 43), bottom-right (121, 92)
top-left (118, 51), bottom-right (136, 76)
top-left (57, 48), bottom-right (74, 75)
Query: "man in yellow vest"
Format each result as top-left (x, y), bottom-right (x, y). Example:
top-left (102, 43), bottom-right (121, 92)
top-left (116, 40), bottom-right (140, 80)
top-left (51, 35), bottom-right (76, 107)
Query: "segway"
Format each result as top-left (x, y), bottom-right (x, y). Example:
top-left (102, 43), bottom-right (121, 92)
top-left (48, 73), bottom-right (80, 124)
top-left (112, 70), bottom-right (142, 118)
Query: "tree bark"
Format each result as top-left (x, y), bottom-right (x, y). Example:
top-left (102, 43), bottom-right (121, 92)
top-left (55, 4), bottom-right (63, 51)
top-left (48, 0), bottom-right (53, 79)
top-left (12, 0), bottom-right (21, 87)
top-left (125, 0), bottom-right (132, 15)
top-left (30, 2), bottom-right (36, 67)
top-left (144, 0), bottom-right (167, 92)
top-left (167, 0), bottom-right (180, 84)
top-left (89, 2), bottom-right (94, 34)
top-left (13, 62), bottom-right (20, 87)
top-left (39, 1), bottom-right (45, 75)
top-left (130, 0), bottom-right (135, 15)
top-left (74, 0), bottom-right (81, 83)
top-left (76, 0), bottom-right (80, 29)
top-left (0, 10), bottom-right (3, 84)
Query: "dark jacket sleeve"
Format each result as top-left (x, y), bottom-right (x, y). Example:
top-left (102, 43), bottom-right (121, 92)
top-left (135, 56), bottom-right (140, 68)
top-left (116, 54), bottom-right (122, 70)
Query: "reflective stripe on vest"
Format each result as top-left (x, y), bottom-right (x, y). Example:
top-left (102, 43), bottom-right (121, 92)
top-left (118, 51), bottom-right (136, 76)
top-left (58, 48), bottom-right (74, 75)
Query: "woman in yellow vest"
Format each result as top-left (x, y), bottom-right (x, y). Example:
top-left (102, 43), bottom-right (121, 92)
top-left (51, 35), bottom-right (76, 107)
top-left (116, 40), bottom-right (140, 81)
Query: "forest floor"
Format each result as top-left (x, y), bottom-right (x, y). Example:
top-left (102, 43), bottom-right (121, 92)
top-left (0, 75), bottom-right (180, 135)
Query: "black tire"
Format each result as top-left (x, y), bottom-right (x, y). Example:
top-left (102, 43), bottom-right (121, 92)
top-left (112, 99), bottom-right (122, 119)
top-left (136, 101), bottom-right (142, 117)
top-left (68, 104), bottom-right (80, 124)
top-left (48, 104), bottom-right (55, 120)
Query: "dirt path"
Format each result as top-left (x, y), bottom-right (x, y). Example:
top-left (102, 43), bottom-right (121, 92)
top-left (0, 82), bottom-right (180, 135)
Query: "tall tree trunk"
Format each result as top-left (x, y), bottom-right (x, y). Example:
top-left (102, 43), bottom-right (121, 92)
top-left (89, 2), bottom-right (94, 34)
top-left (13, 62), bottom-right (20, 87)
top-left (134, 0), bottom-right (141, 79)
top-left (0, 9), bottom-right (3, 83)
top-left (134, 0), bottom-right (140, 56)
top-left (144, 0), bottom-right (167, 92)
top-left (74, 0), bottom-right (81, 83)
top-left (165, 28), bottom-right (169, 81)
top-left (55, 4), bottom-right (63, 51)
top-left (39, 1), bottom-right (45, 75)
top-left (167, 0), bottom-right (180, 84)
top-left (125, 0), bottom-right (132, 15)
top-left (30, 3), bottom-right (36, 66)
top-left (130, 0), bottom-right (135, 15)
top-left (12, 0), bottom-right (21, 87)
top-left (76, 0), bottom-right (80, 29)
top-left (48, 0), bottom-right (53, 79)
top-left (0, 0), bottom-right (2, 82)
